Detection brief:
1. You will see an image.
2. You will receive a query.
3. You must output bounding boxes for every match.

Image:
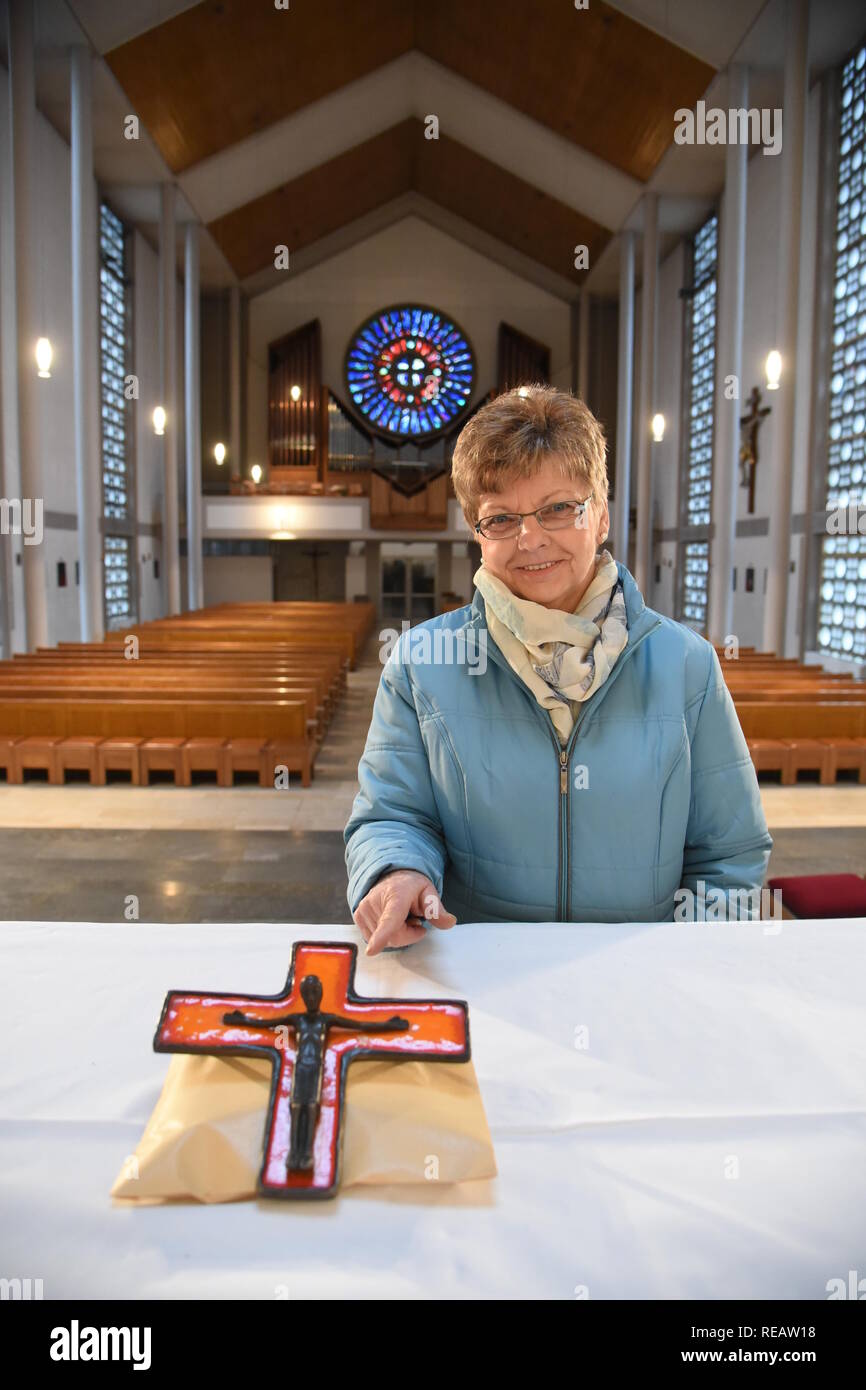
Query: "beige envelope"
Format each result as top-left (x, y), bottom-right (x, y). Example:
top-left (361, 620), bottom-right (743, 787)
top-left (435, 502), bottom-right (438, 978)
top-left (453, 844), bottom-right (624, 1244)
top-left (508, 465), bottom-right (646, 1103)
top-left (111, 1052), bottom-right (497, 1204)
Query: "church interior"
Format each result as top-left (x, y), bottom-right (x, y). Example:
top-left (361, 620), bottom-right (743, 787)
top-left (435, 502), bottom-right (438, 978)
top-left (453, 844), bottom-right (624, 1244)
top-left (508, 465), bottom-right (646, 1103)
top-left (1, 0), bottom-right (865, 1311)
top-left (0, 0), bottom-right (864, 923)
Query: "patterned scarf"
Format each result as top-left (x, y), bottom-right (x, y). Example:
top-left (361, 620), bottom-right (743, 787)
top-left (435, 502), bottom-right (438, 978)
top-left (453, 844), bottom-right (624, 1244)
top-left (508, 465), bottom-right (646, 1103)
top-left (473, 548), bottom-right (628, 744)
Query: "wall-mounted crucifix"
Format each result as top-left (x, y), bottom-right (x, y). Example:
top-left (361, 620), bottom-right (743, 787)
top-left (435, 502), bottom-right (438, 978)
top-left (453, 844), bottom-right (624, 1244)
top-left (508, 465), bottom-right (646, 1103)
top-left (153, 941), bottom-right (470, 1199)
top-left (739, 386), bottom-right (771, 515)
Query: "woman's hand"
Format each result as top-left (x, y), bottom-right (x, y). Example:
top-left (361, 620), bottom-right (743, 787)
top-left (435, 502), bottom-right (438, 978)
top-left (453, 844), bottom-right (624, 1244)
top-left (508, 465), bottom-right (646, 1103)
top-left (353, 869), bottom-right (457, 956)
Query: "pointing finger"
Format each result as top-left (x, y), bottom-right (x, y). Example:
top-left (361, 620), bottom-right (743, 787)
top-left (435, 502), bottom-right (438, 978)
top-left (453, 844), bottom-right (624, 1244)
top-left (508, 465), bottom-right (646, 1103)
top-left (366, 896), bottom-right (414, 956)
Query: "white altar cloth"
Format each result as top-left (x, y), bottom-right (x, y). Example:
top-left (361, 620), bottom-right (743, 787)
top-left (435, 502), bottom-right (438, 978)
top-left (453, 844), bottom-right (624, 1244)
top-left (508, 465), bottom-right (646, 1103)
top-left (1, 918), bottom-right (864, 1300)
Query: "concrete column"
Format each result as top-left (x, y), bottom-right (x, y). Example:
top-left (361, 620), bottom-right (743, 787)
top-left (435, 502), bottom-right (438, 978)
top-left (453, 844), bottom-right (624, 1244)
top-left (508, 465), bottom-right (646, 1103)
top-left (365, 540), bottom-right (381, 621)
top-left (800, 70), bottom-right (841, 659)
top-left (159, 182), bottom-right (181, 614)
top-left (229, 283), bottom-right (241, 476)
top-left (708, 65), bottom-right (749, 645)
top-left (0, 333), bottom-right (9, 656)
top-left (9, 0), bottom-right (48, 650)
top-left (0, 85), bottom-right (11, 658)
top-left (763, 0), bottom-right (809, 656)
top-left (184, 222), bottom-right (203, 610)
top-left (69, 45), bottom-right (103, 641)
top-left (635, 193), bottom-right (659, 595)
top-left (613, 231), bottom-right (635, 560)
top-left (577, 288), bottom-right (591, 403)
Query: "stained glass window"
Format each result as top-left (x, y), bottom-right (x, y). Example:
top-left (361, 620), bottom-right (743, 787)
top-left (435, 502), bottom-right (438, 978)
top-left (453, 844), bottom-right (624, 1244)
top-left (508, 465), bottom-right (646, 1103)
top-left (679, 213), bottom-right (718, 633)
top-left (817, 41), bottom-right (866, 662)
top-left (345, 305), bottom-right (474, 440)
top-left (99, 201), bottom-right (137, 630)
top-left (104, 535), bottom-right (133, 628)
top-left (100, 203), bottom-right (130, 519)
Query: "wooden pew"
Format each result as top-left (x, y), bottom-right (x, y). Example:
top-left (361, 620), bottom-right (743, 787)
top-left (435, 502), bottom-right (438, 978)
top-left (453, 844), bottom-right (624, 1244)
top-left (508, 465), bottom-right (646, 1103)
top-left (0, 598), bottom-right (378, 788)
top-left (709, 644), bottom-right (866, 782)
top-left (738, 703), bottom-right (866, 784)
top-left (0, 696), bottom-right (313, 787)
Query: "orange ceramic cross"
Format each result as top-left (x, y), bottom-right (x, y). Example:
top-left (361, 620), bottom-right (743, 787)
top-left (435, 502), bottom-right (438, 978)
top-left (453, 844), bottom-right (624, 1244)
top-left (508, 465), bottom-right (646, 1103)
top-left (153, 940), bottom-right (470, 1199)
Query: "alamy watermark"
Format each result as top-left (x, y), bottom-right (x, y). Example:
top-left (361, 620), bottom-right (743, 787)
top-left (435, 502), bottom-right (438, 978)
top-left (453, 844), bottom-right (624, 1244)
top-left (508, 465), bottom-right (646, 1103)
top-left (826, 1269), bottom-right (866, 1299)
top-left (49, 1322), bottom-right (151, 1370)
top-left (1, 1276), bottom-right (43, 1299)
top-left (673, 880), bottom-right (783, 927)
top-left (674, 102), bottom-right (782, 157)
top-left (826, 502), bottom-right (866, 535)
top-left (379, 621), bottom-right (487, 674)
top-left (0, 497), bottom-right (42, 545)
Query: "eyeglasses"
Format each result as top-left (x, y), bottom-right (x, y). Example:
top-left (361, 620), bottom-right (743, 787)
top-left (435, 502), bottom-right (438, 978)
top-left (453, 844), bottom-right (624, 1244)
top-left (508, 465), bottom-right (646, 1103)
top-left (474, 494), bottom-right (594, 540)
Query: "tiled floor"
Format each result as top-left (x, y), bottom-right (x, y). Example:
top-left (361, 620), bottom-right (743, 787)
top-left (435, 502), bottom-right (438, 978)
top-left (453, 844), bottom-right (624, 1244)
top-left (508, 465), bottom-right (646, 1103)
top-left (1, 782), bottom-right (863, 834)
top-left (0, 826), bottom-right (354, 924)
top-left (0, 631), bottom-right (863, 921)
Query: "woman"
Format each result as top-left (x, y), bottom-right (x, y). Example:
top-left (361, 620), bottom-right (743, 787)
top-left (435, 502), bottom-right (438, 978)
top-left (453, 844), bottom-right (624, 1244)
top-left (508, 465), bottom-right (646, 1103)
top-left (344, 385), bottom-right (772, 955)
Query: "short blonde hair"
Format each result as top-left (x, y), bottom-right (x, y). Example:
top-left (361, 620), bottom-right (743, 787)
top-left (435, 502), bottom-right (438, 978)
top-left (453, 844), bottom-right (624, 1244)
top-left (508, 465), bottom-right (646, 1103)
top-left (451, 384), bottom-right (609, 528)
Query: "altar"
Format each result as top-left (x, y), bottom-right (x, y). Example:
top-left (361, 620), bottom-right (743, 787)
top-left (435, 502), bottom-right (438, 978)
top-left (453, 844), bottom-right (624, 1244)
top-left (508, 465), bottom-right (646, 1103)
top-left (2, 918), bottom-right (864, 1300)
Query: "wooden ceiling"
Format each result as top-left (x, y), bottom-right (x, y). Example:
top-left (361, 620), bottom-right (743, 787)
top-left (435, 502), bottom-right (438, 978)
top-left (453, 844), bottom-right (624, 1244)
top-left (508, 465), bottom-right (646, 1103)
top-left (107, 0), bottom-right (713, 179)
top-left (104, 0), bottom-right (715, 283)
top-left (208, 118), bottom-right (608, 283)
top-left (106, 0), bottom-right (413, 174)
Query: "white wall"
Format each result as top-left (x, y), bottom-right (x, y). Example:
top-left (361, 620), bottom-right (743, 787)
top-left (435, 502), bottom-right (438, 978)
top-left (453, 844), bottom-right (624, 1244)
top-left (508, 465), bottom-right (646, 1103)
top-left (345, 550), bottom-right (366, 602)
top-left (647, 81), bottom-right (822, 656)
top-left (0, 64), bottom-right (180, 647)
top-left (0, 66), bottom-right (79, 648)
top-left (246, 215), bottom-right (572, 470)
top-left (631, 240), bottom-right (685, 617)
top-left (0, 68), bottom-right (25, 651)
top-left (202, 555), bottom-right (272, 604)
top-left (174, 246), bottom-right (187, 609)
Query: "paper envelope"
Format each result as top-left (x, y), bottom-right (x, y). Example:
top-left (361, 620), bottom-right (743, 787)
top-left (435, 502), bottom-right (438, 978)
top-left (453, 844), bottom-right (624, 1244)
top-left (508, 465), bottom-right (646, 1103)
top-left (111, 1051), bottom-right (497, 1203)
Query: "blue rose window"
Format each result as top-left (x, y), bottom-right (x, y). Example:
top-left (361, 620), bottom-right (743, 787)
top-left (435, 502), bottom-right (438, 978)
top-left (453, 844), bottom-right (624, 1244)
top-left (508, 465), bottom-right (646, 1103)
top-left (345, 305), bottom-right (474, 439)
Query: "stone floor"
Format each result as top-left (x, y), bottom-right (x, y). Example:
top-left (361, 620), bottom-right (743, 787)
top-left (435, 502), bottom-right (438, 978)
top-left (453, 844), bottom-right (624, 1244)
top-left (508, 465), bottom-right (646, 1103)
top-left (0, 631), bottom-right (863, 921)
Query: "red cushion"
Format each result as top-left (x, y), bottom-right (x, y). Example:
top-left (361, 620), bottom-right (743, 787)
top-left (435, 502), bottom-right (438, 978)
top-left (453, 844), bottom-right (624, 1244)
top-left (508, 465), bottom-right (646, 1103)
top-left (767, 874), bottom-right (866, 918)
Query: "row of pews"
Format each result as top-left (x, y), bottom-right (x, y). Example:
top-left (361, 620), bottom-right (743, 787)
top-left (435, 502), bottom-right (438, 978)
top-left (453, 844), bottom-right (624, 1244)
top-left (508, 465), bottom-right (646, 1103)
top-left (0, 608), bottom-right (860, 790)
top-left (0, 601), bottom-right (376, 788)
top-left (716, 646), bottom-right (866, 784)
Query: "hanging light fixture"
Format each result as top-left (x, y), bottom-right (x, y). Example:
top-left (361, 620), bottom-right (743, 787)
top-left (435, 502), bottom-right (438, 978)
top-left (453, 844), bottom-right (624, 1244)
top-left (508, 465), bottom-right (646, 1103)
top-left (35, 337), bottom-right (53, 379)
top-left (765, 350), bottom-right (782, 391)
top-left (290, 384), bottom-right (301, 402)
top-left (651, 412), bottom-right (665, 442)
top-left (213, 442), bottom-right (226, 465)
top-left (152, 405), bottom-right (167, 435)
top-left (250, 463), bottom-right (263, 484)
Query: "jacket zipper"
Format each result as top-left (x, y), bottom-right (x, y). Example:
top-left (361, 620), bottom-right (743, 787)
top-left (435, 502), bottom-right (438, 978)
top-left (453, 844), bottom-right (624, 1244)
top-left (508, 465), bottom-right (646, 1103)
top-left (466, 597), bottom-right (662, 923)
top-left (558, 747), bottom-right (568, 919)
top-left (542, 620), bottom-right (662, 922)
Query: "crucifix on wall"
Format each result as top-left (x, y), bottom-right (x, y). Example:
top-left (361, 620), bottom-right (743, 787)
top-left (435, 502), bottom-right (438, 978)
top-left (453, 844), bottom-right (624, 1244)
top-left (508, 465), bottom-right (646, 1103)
top-left (739, 386), bottom-right (771, 515)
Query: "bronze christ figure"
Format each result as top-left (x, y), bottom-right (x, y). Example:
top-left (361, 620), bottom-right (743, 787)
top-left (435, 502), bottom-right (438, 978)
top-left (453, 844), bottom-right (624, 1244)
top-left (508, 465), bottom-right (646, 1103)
top-left (224, 973), bottom-right (409, 1170)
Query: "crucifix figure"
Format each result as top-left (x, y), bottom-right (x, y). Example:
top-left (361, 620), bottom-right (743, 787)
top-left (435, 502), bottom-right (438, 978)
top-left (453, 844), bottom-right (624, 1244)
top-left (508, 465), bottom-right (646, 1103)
top-left (223, 973), bottom-right (408, 1171)
top-left (739, 385), bottom-right (771, 515)
top-left (153, 941), bottom-right (470, 1199)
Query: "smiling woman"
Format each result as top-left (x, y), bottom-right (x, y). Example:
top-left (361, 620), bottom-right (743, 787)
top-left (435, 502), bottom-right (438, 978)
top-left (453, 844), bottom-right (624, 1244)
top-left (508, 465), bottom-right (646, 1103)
top-left (344, 385), bottom-right (773, 950)
top-left (458, 387), bottom-right (611, 615)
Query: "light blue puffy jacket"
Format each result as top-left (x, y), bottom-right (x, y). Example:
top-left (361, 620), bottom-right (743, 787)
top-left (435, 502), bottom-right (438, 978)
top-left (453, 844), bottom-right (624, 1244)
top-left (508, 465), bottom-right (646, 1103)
top-left (344, 561), bottom-right (773, 923)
